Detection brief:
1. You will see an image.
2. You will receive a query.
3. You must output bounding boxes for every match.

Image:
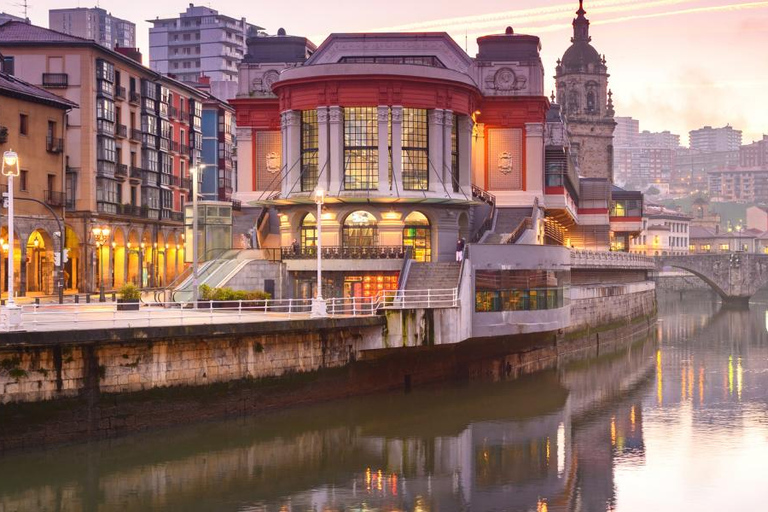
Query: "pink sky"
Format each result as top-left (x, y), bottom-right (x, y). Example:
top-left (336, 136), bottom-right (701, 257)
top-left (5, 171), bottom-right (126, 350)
top-left (15, 0), bottom-right (768, 145)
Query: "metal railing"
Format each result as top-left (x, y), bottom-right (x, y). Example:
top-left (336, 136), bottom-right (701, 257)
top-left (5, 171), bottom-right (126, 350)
top-left (44, 190), bottom-right (65, 207)
top-left (130, 128), bottom-right (142, 142)
top-left (16, 288), bottom-right (460, 331)
top-left (42, 73), bottom-right (68, 88)
top-left (116, 124), bottom-right (128, 138)
top-left (115, 164), bottom-right (128, 178)
top-left (506, 217), bottom-right (533, 244)
top-left (46, 136), bottom-right (64, 153)
top-left (115, 86), bottom-right (126, 100)
top-left (281, 245), bottom-right (410, 260)
top-left (129, 91), bottom-right (140, 104)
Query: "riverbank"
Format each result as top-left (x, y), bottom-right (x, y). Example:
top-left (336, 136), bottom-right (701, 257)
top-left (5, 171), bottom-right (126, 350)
top-left (0, 291), bottom-right (656, 453)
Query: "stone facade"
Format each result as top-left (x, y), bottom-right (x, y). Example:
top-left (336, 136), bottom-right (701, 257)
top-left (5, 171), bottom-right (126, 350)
top-left (554, 2), bottom-right (616, 181)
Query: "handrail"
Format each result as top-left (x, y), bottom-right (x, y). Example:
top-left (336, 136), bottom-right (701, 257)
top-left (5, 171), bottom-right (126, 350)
top-left (17, 288), bottom-right (461, 331)
top-left (506, 217), bottom-right (533, 244)
top-left (471, 185), bottom-right (496, 243)
top-left (282, 245), bottom-right (411, 260)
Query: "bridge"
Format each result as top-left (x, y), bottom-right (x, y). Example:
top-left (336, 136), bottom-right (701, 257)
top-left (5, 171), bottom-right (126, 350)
top-left (656, 253), bottom-right (768, 306)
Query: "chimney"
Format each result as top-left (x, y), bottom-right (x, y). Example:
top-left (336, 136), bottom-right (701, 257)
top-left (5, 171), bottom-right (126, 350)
top-left (115, 46), bottom-right (143, 63)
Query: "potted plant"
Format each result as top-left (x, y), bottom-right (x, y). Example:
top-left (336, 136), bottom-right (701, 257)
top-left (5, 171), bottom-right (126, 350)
top-left (117, 283), bottom-right (141, 311)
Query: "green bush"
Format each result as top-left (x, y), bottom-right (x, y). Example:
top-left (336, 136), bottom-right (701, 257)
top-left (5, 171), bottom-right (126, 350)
top-left (246, 290), bottom-right (271, 301)
top-left (199, 284), bottom-right (214, 300)
top-left (119, 283), bottom-right (141, 301)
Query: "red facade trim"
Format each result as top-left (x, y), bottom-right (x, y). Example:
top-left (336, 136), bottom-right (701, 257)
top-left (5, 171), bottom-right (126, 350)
top-left (578, 208), bottom-right (610, 214)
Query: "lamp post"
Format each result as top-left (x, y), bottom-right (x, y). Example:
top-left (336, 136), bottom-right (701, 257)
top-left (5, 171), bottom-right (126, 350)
top-left (1, 150), bottom-right (22, 330)
top-left (311, 187), bottom-right (327, 318)
top-left (190, 162), bottom-right (201, 305)
top-left (92, 226), bottom-right (110, 302)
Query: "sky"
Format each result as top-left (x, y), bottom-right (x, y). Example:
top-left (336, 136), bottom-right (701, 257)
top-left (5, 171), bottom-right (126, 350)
top-left (11, 0), bottom-right (768, 145)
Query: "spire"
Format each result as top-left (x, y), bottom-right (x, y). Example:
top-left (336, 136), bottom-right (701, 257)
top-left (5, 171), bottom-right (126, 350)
top-left (607, 89), bottom-right (615, 117)
top-left (551, 90), bottom-right (556, 103)
top-left (572, 0), bottom-right (591, 43)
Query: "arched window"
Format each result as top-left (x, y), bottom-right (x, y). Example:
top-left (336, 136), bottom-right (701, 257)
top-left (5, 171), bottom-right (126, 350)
top-left (586, 91), bottom-right (596, 112)
top-left (343, 211), bottom-right (377, 247)
top-left (568, 90), bottom-right (579, 113)
top-left (300, 213), bottom-right (317, 249)
top-left (402, 211), bottom-right (431, 262)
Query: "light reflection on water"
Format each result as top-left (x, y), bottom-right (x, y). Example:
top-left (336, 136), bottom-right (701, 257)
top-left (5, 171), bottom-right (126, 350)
top-left (2, 291), bottom-right (768, 511)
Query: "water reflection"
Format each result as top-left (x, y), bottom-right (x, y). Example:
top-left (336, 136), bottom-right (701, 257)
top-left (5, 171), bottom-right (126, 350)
top-left (2, 291), bottom-right (768, 511)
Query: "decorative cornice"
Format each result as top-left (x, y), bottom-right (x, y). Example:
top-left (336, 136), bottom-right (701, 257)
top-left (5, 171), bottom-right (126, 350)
top-left (328, 106), bottom-right (343, 123)
top-left (428, 109), bottom-right (445, 126)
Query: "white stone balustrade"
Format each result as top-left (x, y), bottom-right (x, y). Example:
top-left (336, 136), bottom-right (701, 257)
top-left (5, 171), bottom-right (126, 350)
top-left (570, 250), bottom-right (655, 270)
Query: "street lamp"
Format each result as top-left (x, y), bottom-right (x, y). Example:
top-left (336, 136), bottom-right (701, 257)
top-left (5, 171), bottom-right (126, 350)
top-left (92, 225), bottom-right (110, 302)
top-left (311, 187), bottom-right (327, 318)
top-left (1, 150), bottom-right (21, 330)
top-left (190, 162), bottom-right (201, 305)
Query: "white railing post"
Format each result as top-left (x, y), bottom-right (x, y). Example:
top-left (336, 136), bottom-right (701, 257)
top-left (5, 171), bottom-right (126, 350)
top-left (428, 289), bottom-right (432, 308)
top-left (352, 296), bottom-right (356, 316)
top-left (238, 300), bottom-right (243, 321)
top-left (288, 298), bottom-right (292, 318)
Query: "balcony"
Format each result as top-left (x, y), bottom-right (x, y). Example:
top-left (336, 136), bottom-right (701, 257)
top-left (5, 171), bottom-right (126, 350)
top-left (169, 106), bottom-right (178, 119)
top-left (170, 211), bottom-right (184, 222)
top-left (231, 199), bottom-right (242, 211)
top-left (180, 111), bottom-right (189, 123)
top-left (281, 245), bottom-right (409, 260)
top-left (44, 190), bottom-right (65, 207)
top-left (142, 170), bottom-right (159, 187)
top-left (42, 73), bottom-right (68, 88)
top-left (180, 144), bottom-right (189, 156)
top-left (129, 166), bottom-right (143, 181)
top-left (160, 173), bottom-right (171, 187)
top-left (46, 136), bottom-right (64, 153)
top-left (115, 86), bottom-right (126, 100)
top-left (129, 91), bottom-right (140, 104)
top-left (180, 177), bottom-right (192, 190)
top-left (130, 128), bottom-right (142, 142)
top-left (115, 164), bottom-right (128, 179)
top-left (116, 124), bottom-right (128, 138)
top-left (170, 140), bottom-right (180, 153)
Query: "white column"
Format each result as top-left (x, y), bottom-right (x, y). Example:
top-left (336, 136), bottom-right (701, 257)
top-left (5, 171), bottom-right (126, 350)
top-left (428, 109), bottom-right (444, 193)
top-left (282, 110), bottom-right (301, 197)
top-left (443, 110), bottom-right (454, 194)
top-left (390, 106), bottom-right (403, 195)
top-left (328, 106), bottom-right (343, 194)
top-left (525, 122), bottom-right (545, 195)
top-left (458, 115), bottom-right (473, 191)
top-left (472, 122), bottom-right (486, 190)
top-left (235, 127), bottom-right (253, 194)
top-left (317, 107), bottom-right (330, 191)
top-left (377, 106), bottom-right (390, 195)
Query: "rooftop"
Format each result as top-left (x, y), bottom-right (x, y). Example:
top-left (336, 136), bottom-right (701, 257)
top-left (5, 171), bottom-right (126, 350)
top-left (0, 71), bottom-right (77, 109)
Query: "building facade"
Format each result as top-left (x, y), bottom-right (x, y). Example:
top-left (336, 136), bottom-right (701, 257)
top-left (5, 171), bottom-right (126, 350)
top-left (629, 205), bottom-right (690, 256)
top-left (707, 166), bottom-right (768, 202)
top-left (200, 92), bottom-right (235, 201)
top-left (49, 7), bottom-right (136, 50)
top-left (0, 21), bottom-right (209, 293)
top-left (689, 124), bottom-right (742, 153)
top-left (0, 68), bottom-right (76, 297)
top-left (740, 136), bottom-right (768, 168)
top-left (148, 4), bottom-right (262, 84)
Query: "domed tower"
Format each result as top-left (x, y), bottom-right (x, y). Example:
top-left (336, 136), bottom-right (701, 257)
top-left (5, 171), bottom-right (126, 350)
top-left (555, 0), bottom-right (616, 181)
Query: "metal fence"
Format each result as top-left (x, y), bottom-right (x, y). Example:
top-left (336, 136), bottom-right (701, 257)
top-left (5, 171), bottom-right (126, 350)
top-left (15, 288), bottom-right (460, 332)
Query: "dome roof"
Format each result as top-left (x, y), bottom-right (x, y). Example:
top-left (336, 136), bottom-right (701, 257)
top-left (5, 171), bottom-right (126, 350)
top-left (561, 41), bottom-right (602, 71)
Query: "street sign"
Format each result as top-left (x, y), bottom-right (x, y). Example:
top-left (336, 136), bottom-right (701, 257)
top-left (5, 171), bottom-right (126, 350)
top-left (62, 248), bottom-right (69, 263)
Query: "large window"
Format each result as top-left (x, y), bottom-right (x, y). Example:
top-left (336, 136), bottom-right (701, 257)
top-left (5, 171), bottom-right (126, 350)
top-left (301, 110), bottom-right (319, 191)
top-left (96, 98), bottom-right (115, 122)
top-left (402, 211), bottom-right (431, 262)
top-left (475, 270), bottom-right (570, 312)
top-left (343, 211), bottom-right (377, 247)
top-left (402, 108), bottom-right (428, 191)
top-left (344, 107), bottom-right (378, 190)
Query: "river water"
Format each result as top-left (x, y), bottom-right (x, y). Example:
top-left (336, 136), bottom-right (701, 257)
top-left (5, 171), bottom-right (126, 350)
top-left (2, 291), bottom-right (768, 512)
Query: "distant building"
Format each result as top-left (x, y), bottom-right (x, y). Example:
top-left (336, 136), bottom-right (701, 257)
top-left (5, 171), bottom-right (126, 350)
top-left (740, 135), bottom-right (768, 168)
top-left (630, 204), bottom-right (690, 256)
top-left (708, 166), bottom-right (768, 202)
top-left (192, 76), bottom-right (235, 201)
top-left (675, 147), bottom-right (740, 194)
top-left (49, 7), bottom-right (136, 50)
top-left (612, 116), bottom-right (680, 189)
top-left (689, 225), bottom-right (758, 254)
top-left (689, 125), bottom-right (742, 153)
top-left (148, 4), bottom-right (263, 85)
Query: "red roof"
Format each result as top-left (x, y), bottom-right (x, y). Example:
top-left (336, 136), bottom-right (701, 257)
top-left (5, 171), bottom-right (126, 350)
top-left (0, 20), bottom-right (93, 44)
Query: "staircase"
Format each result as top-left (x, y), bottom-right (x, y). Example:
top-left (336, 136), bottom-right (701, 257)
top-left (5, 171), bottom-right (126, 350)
top-left (482, 207), bottom-right (534, 244)
top-left (405, 262), bottom-right (461, 291)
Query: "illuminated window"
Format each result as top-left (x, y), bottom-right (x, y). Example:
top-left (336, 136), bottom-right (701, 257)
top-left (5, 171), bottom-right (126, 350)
top-left (343, 107), bottom-right (378, 190)
top-left (474, 269), bottom-right (570, 312)
top-left (402, 211), bottom-right (431, 262)
top-left (402, 108), bottom-right (428, 190)
top-left (300, 213), bottom-right (317, 249)
top-left (300, 110), bottom-right (319, 191)
top-left (719, 243), bottom-right (729, 251)
top-left (343, 211), bottom-right (377, 247)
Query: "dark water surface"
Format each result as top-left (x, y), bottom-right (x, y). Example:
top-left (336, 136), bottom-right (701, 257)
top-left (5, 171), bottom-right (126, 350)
top-left (2, 292), bottom-right (768, 511)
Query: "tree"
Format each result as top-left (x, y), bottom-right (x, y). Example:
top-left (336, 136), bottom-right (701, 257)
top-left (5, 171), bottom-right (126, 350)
top-left (646, 186), bottom-right (661, 196)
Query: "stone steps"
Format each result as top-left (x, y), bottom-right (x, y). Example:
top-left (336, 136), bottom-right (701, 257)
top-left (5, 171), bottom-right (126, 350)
top-left (405, 262), bottom-right (461, 290)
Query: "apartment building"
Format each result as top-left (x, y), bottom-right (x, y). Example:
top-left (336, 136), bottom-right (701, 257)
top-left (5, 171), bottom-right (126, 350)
top-left (0, 68), bottom-right (76, 297)
top-left (148, 4), bottom-right (262, 84)
top-left (0, 21), bottom-right (208, 292)
top-left (49, 7), bottom-right (136, 50)
top-left (689, 125), bottom-right (742, 153)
